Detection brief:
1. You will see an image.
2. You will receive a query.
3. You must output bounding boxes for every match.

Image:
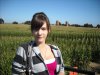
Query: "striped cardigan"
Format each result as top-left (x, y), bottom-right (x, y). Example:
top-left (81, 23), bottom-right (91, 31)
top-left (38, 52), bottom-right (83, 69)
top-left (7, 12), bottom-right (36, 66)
top-left (12, 41), bottom-right (64, 75)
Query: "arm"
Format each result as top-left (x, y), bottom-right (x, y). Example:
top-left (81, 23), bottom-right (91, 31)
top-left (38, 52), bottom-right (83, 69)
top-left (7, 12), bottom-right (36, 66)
top-left (58, 56), bottom-right (65, 75)
top-left (51, 45), bottom-right (65, 75)
top-left (57, 47), bottom-right (65, 75)
top-left (12, 47), bottom-right (26, 75)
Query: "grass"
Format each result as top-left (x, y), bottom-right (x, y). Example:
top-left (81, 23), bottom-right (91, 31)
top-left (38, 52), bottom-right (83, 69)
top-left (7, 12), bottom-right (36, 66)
top-left (0, 24), bottom-right (100, 75)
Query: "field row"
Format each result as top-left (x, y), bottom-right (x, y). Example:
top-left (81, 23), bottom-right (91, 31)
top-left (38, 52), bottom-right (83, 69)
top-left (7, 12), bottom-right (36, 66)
top-left (0, 24), bottom-right (100, 75)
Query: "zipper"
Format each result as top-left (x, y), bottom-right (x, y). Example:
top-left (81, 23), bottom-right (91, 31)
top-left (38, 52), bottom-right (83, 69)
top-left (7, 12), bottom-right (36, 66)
top-left (33, 51), bottom-right (50, 75)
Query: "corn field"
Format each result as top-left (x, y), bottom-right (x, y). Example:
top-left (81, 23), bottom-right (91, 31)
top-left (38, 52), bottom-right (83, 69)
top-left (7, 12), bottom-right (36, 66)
top-left (0, 24), bottom-right (100, 75)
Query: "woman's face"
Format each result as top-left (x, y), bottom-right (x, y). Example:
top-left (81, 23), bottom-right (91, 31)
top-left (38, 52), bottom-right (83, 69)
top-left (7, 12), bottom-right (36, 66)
top-left (32, 22), bottom-right (49, 44)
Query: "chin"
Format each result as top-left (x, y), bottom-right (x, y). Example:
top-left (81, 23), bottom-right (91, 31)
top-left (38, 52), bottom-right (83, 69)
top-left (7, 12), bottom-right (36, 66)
top-left (35, 38), bottom-right (46, 44)
top-left (37, 40), bottom-right (44, 44)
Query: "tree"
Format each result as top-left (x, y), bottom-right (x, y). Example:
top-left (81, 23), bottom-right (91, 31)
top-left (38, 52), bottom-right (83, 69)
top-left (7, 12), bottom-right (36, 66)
top-left (65, 21), bottom-right (69, 27)
top-left (96, 24), bottom-right (100, 28)
top-left (24, 21), bottom-right (31, 25)
top-left (71, 24), bottom-right (80, 27)
top-left (0, 18), bottom-right (4, 24)
top-left (84, 23), bottom-right (93, 28)
top-left (12, 21), bottom-right (18, 24)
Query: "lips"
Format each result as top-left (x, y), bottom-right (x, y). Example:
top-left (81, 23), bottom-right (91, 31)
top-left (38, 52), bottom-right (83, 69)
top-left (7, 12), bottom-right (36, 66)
top-left (37, 36), bottom-right (43, 38)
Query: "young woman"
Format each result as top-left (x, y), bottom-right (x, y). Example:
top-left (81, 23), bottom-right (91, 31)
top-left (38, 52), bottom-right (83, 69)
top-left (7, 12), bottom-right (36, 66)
top-left (12, 12), bottom-right (65, 75)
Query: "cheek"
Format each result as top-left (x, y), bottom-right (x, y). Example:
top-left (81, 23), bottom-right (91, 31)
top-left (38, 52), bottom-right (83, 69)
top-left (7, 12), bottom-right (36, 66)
top-left (45, 31), bottom-right (48, 36)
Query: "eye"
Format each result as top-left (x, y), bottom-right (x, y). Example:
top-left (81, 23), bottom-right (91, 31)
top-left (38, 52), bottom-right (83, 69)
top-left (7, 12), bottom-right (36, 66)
top-left (41, 27), bottom-right (47, 30)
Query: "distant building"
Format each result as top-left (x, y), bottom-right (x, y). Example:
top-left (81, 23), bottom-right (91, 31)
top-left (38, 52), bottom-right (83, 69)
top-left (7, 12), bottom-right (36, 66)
top-left (56, 20), bottom-right (61, 26)
top-left (65, 21), bottom-right (69, 27)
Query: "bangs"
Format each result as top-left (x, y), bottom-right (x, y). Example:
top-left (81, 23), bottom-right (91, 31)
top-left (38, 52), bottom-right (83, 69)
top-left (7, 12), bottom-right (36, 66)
top-left (31, 12), bottom-right (50, 32)
top-left (31, 16), bottom-right (45, 31)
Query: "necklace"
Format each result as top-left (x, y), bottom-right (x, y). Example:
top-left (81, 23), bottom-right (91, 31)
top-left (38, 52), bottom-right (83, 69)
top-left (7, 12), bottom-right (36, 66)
top-left (39, 44), bottom-right (48, 60)
top-left (44, 45), bottom-right (48, 59)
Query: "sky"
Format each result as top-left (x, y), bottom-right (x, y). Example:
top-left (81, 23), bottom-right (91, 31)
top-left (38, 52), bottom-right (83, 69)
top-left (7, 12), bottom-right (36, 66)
top-left (0, 0), bottom-right (100, 26)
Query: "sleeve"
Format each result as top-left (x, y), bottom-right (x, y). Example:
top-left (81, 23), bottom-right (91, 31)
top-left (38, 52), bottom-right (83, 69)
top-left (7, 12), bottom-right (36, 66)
top-left (12, 46), bottom-right (27, 75)
top-left (57, 46), bottom-right (65, 72)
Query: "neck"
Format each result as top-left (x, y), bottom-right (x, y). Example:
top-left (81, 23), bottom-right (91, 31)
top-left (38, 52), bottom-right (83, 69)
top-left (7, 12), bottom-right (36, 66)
top-left (36, 41), bottom-right (46, 47)
top-left (38, 43), bottom-right (48, 54)
top-left (39, 43), bottom-right (46, 48)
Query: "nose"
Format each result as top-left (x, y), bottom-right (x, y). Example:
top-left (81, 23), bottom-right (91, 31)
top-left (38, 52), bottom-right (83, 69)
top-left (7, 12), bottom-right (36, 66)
top-left (37, 29), bottom-right (42, 35)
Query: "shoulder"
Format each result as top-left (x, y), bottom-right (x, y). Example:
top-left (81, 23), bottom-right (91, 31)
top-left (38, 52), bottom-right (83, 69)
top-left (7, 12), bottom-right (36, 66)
top-left (20, 41), bottom-right (36, 49)
top-left (49, 44), bottom-right (59, 50)
top-left (16, 41), bottom-right (35, 56)
top-left (50, 44), bottom-right (62, 55)
top-left (50, 44), bottom-right (61, 54)
top-left (17, 41), bottom-right (35, 53)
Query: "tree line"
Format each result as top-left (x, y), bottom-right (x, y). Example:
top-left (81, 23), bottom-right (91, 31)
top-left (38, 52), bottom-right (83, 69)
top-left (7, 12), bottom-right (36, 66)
top-left (0, 18), bottom-right (31, 25)
top-left (0, 18), bottom-right (100, 28)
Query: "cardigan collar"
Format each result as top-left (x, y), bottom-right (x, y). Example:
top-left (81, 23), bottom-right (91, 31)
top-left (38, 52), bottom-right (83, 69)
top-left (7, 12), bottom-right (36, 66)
top-left (30, 41), bottom-right (58, 60)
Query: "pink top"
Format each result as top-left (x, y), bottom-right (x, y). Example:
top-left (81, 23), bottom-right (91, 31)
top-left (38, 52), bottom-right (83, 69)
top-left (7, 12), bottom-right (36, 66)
top-left (44, 58), bottom-right (57, 75)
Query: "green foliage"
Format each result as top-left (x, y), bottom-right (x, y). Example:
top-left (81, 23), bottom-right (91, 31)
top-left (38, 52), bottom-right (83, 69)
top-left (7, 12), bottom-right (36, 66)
top-left (0, 18), bottom-right (4, 24)
top-left (0, 24), bottom-right (100, 75)
top-left (12, 21), bottom-right (18, 24)
top-left (24, 21), bottom-right (31, 25)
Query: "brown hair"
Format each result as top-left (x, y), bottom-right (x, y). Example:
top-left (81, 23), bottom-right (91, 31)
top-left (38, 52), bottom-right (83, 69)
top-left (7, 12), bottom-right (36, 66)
top-left (31, 12), bottom-right (50, 32)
